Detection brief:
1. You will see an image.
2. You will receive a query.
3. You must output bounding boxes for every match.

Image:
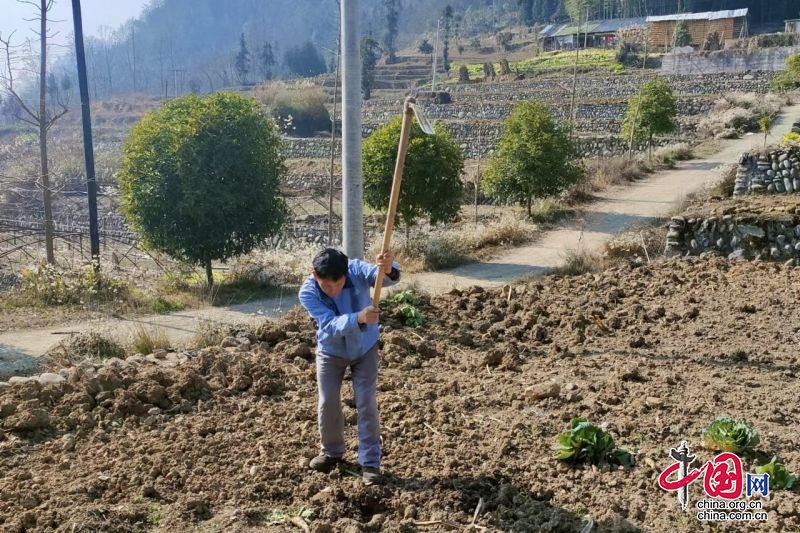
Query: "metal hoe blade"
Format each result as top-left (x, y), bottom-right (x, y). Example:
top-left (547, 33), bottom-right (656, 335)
top-left (409, 102), bottom-right (435, 135)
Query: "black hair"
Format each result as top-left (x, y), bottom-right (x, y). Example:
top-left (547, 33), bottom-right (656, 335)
top-left (312, 248), bottom-right (349, 280)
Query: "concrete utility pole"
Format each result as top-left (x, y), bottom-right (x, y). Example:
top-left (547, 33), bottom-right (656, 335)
top-left (71, 0), bottom-right (100, 269)
top-left (341, 0), bottom-right (363, 258)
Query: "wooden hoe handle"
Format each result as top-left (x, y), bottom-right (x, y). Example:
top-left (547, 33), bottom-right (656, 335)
top-left (372, 97), bottom-right (416, 308)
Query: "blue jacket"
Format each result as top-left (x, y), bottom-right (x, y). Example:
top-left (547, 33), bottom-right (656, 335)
top-left (298, 259), bottom-right (401, 359)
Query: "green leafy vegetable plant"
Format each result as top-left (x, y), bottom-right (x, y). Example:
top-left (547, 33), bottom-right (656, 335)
top-left (756, 457), bottom-right (796, 490)
top-left (396, 303), bottom-right (424, 327)
top-left (266, 507), bottom-right (316, 525)
top-left (380, 290), bottom-right (425, 327)
top-left (391, 290), bottom-right (421, 306)
top-left (557, 417), bottom-right (632, 466)
top-left (702, 417), bottom-right (760, 454)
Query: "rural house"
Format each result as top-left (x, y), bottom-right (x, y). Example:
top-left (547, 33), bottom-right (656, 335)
top-left (646, 9), bottom-right (749, 49)
top-left (540, 17), bottom-right (647, 51)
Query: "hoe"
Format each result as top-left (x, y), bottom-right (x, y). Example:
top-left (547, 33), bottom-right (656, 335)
top-left (372, 95), bottom-right (435, 307)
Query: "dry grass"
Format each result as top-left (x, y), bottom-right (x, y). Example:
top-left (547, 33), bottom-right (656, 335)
top-left (418, 236), bottom-right (471, 271)
top-left (151, 258), bottom-right (293, 310)
top-left (585, 157), bottom-right (650, 191)
top-left (692, 139), bottom-right (722, 158)
top-left (548, 247), bottom-right (606, 276)
top-left (130, 326), bottom-right (172, 356)
top-left (43, 332), bottom-right (127, 370)
top-left (583, 147), bottom-right (693, 191)
top-left (528, 197), bottom-right (575, 223)
top-left (367, 239), bottom-right (427, 273)
top-left (473, 214), bottom-right (535, 247)
top-left (0, 241), bottom-right (298, 330)
top-left (230, 245), bottom-right (320, 286)
top-left (712, 164), bottom-right (738, 198)
top-left (368, 213), bottom-right (538, 272)
top-left (603, 224), bottom-right (666, 262)
top-left (253, 80), bottom-right (300, 108)
top-left (650, 143), bottom-right (694, 167)
top-left (697, 92), bottom-right (786, 140)
top-left (49, 94), bottom-right (161, 132)
top-left (544, 222), bottom-right (666, 278)
top-left (191, 321), bottom-right (231, 350)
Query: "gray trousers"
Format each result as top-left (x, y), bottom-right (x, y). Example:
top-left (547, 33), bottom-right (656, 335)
top-left (316, 344), bottom-right (381, 468)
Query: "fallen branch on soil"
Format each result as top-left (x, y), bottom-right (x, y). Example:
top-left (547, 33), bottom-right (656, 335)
top-left (290, 516), bottom-right (310, 532)
top-left (414, 520), bottom-right (463, 528)
top-left (452, 345), bottom-right (468, 356)
top-left (407, 330), bottom-right (426, 342)
top-left (423, 422), bottom-right (440, 435)
top-left (471, 497), bottom-right (484, 525)
top-left (413, 500), bottom-right (487, 532)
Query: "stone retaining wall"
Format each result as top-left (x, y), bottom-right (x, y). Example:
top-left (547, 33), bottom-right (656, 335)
top-left (661, 47), bottom-right (800, 75)
top-left (282, 134), bottom-right (676, 161)
top-left (733, 149), bottom-right (800, 196)
top-left (665, 214), bottom-right (800, 262)
top-left (361, 71), bottom-right (773, 104)
top-left (363, 98), bottom-right (712, 124)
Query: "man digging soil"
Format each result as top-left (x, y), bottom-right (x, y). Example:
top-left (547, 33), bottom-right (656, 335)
top-left (298, 248), bottom-right (401, 486)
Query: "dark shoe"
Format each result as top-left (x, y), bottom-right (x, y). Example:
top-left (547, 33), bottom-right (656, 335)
top-left (309, 455), bottom-right (341, 473)
top-left (362, 466), bottom-right (381, 486)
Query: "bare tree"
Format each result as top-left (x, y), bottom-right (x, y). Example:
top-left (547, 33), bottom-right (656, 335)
top-left (155, 37), bottom-right (167, 98)
top-left (0, 0), bottom-right (68, 264)
top-left (201, 67), bottom-right (215, 92)
top-left (125, 21), bottom-right (137, 92)
top-left (97, 27), bottom-right (114, 95)
top-left (86, 37), bottom-right (98, 98)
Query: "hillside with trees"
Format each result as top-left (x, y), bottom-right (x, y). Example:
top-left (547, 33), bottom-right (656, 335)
top-left (35, 0), bottom-right (796, 101)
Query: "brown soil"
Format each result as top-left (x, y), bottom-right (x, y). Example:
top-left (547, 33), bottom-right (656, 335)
top-left (1, 255), bottom-right (798, 532)
top-left (683, 192), bottom-right (800, 219)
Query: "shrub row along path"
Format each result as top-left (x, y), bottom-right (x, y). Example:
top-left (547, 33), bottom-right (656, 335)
top-left (1, 102), bottom-right (799, 375)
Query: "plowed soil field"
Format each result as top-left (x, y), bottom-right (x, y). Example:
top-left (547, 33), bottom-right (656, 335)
top-left (1, 256), bottom-right (799, 532)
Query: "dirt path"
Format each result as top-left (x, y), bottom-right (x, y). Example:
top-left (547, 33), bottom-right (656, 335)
top-left (403, 105), bottom-right (800, 292)
top-left (2, 103), bottom-right (799, 371)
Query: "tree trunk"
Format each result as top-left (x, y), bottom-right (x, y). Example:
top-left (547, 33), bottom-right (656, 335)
top-left (205, 260), bottom-right (214, 287)
top-left (39, 0), bottom-right (54, 264)
top-left (649, 132), bottom-right (654, 161)
top-left (87, 42), bottom-right (98, 99)
top-left (104, 46), bottom-right (113, 96)
top-left (130, 24), bottom-right (137, 92)
top-left (527, 195), bottom-right (532, 217)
